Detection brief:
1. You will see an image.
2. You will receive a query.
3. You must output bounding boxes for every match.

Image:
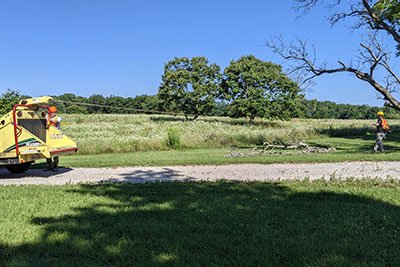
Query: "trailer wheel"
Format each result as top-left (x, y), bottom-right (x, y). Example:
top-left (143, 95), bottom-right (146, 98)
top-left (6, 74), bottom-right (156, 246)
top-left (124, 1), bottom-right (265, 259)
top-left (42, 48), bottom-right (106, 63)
top-left (5, 162), bottom-right (32, 173)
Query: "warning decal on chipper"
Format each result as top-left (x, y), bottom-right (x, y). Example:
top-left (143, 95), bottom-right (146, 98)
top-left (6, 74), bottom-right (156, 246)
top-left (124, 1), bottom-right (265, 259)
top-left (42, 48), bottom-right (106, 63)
top-left (4, 138), bottom-right (40, 152)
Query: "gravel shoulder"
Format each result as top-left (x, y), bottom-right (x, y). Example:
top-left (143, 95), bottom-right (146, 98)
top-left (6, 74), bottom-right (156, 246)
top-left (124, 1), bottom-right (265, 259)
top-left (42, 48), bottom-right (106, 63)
top-left (1, 161), bottom-right (400, 185)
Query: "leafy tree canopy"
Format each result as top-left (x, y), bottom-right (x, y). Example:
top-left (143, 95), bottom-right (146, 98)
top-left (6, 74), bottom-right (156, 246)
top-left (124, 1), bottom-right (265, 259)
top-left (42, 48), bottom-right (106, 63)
top-left (67, 104), bottom-right (88, 114)
top-left (87, 94), bottom-right (107, 113)
top-left (0, 89), bottom-right (28, 116)
top-left (373, 0), bottom-right (400, 53)
top-left (158, 56), bottom-right (221, 120)
top-left (221, 55), bottom-right (303, 122)
top-left (374, 0), bottom-right (400, 28)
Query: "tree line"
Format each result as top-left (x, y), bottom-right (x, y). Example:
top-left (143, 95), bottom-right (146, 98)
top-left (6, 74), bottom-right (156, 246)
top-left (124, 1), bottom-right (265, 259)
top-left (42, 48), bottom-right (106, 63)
top-left (300, 99), bottom-right (400, 120)
top-left (2, 88), bottom-right (400, 120)
top-left (158, 55), bottom-right (302, 121)
top-left (1, 55), bottom-right (305, 122)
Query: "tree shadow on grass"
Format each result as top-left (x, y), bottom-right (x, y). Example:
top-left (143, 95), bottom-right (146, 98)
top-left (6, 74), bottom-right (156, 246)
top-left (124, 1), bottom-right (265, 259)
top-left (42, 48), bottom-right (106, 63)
top-left (1, 181), bottom-right (400, 266)
top-left (307, 139), bottom-right (400, 153)
top-left (307, 128), bottom-right (400, 153)
top-left (316, 125), bottom-right (400, 140)
top-left (104, 168), bottom-right (198, 183)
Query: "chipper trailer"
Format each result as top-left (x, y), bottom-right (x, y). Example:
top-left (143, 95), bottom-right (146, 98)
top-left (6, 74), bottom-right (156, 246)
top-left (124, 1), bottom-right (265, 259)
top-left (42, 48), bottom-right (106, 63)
top-left (0, 96), bottom-right (78, 173)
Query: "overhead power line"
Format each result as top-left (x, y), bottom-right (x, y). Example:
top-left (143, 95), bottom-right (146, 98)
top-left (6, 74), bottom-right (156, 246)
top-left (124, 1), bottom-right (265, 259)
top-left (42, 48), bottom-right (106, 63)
top-left (52, 99), bottom-right (198, 117)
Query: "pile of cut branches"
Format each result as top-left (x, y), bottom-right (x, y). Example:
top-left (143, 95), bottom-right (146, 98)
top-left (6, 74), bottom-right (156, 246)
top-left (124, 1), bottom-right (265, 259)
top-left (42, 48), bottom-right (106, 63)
top-left (225, 141), bottom-right (336, 158)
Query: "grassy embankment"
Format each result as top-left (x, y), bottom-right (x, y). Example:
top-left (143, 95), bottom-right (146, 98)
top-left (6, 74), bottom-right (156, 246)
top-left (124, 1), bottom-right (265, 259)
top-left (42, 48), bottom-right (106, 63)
top-left (1, 179), bottom-right (400, 266)
top-left (33, 114), bottom-right (400, 167)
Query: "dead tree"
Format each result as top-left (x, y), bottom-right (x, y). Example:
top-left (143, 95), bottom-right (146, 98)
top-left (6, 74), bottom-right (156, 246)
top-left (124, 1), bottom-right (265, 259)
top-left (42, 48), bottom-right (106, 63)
top-left (267, 0), bottom-right (400, 110)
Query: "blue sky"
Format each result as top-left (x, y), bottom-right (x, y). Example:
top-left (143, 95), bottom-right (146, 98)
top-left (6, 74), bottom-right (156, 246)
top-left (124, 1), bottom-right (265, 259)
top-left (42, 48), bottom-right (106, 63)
top-left (0, 0), bottom-right (397, 106)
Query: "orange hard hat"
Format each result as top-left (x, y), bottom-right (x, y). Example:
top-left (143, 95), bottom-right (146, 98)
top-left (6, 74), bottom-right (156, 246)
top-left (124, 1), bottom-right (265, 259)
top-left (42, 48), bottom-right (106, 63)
top-left (49, 106), bottom-right (57, 112)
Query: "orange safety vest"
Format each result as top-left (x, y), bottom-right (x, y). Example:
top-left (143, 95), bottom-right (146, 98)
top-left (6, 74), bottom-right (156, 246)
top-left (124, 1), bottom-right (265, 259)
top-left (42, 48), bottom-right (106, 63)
top-left (381, 117), bottom-right (390, 130)
top-left (377, 117), bottom-right (389, 131)
top-left (50, 115), bottom-right (60, 128)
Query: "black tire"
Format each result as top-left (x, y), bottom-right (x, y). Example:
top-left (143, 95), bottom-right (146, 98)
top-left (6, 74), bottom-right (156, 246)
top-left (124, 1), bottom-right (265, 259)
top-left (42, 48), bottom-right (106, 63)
top-left (5, 162), bottom-right (32, 173)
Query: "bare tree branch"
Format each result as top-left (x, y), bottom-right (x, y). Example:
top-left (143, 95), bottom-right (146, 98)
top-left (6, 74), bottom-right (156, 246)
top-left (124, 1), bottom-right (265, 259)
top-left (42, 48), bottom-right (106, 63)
top-left (266, 36), bottom-right (400, 110)
top-left (295, 0), bottom-right (400, 44)
top-left (362, 0), bottom-right (400, 44)
top-left (274, 0), bottom-right (400, 110)
top-left (295, 0), bottom-right (342, 17)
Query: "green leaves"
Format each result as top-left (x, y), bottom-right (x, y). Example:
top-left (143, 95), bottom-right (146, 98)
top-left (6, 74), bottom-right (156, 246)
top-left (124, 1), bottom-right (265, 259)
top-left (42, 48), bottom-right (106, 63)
top-left (158, 55), bottom-right (303, 121)
top-left (0, 89), bottom-right (25, 116)
top-left (373, 0), bottom-right (400, 55)
top-left (373, 0), bottom-right (400, 26)
top-left (158, 57), bottom-right (221, 120)
top-left (221, 55), bottom-right (303, 122)
top-left (67, 104), bottom-right (88, 114)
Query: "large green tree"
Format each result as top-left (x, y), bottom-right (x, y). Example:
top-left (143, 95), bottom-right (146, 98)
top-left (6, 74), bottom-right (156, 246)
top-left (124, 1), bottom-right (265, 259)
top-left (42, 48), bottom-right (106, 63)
top-left (55, 93), bottom-right (88, 113)
top-left (67, 104), bottom-right (88, 114)
top-left (106, 95), bottom-right (130, 114)
top-left (158, 57), bottom-right (221, 120)
top-left (0, 89), bottom-right (27, 115)
top-left (268, 0), bottom-right (400, 111)
top-left (130, 94), bottom-right (160, 114)
top-left (87, 94), bottom-right (107, 113)
top-left (220, 55), bottom-right (303, 122)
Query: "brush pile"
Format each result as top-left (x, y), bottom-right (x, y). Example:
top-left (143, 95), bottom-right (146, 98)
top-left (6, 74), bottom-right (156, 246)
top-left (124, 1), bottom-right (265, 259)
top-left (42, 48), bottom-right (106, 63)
top-left (226, 141), bottom-right (336, 158)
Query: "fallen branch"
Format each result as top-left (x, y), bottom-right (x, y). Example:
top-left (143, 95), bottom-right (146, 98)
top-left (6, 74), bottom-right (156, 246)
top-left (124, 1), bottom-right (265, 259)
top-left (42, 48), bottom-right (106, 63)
top-left (225, 141), bottom-right (336, 158)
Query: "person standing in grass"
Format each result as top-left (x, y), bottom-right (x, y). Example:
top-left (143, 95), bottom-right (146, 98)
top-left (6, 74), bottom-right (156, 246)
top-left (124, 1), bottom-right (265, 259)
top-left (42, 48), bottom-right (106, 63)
top-left (45, 106), bottom-right (62, 171)
top-left (374, 111), bottom-right (389, 153)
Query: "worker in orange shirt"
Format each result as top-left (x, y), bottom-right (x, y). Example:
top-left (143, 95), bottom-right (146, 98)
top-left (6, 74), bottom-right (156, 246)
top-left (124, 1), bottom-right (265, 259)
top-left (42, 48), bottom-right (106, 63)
top-left (373, 111), bottom-right (389, 153)
top-left (45, 106), bottom-right (62, 171)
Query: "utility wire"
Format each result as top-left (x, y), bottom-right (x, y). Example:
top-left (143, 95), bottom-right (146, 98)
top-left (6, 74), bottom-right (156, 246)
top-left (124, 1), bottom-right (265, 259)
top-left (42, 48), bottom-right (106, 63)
top-left (52, 99), bottom-right (198, 117)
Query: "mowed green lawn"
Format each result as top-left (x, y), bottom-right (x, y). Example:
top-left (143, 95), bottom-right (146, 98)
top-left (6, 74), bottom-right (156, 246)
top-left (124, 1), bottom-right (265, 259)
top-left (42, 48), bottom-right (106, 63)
top-left (1, 180), bottom-right (400, 266)
top-left (33, 129), bottom-right (400, 168)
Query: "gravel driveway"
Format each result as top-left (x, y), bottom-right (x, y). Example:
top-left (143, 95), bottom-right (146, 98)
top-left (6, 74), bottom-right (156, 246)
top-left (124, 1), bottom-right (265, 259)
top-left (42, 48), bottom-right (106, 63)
top-left (1, 161), bottom-right (400, 185)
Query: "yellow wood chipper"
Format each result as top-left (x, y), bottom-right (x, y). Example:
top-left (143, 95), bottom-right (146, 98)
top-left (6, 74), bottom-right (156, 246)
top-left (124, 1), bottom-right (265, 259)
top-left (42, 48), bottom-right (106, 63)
top-left (0, 96), bottom-right (78, 173)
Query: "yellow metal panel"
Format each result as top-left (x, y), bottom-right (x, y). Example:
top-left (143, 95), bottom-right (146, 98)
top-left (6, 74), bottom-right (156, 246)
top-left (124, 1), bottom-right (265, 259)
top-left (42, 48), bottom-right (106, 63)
top-left (19, 96), bottom-right (53, 105)
top-left (0, 112), bottom-right (13, 128)
top-left (0, 96), bottom-right (78, 163)
top-left (47, 126), bottom-right (77, 149)
top-left (0, 124), bottom-right (16, 153)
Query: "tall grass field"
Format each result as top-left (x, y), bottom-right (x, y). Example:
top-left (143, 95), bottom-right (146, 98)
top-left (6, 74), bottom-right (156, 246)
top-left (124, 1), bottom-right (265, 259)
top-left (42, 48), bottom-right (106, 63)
top-left (60, 114), bottom-right (400, 155)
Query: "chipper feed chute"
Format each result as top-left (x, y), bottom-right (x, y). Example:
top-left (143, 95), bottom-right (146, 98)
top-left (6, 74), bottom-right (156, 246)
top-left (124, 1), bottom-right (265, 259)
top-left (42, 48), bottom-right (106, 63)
top-left (0, 96), bottom-right (78, 173)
